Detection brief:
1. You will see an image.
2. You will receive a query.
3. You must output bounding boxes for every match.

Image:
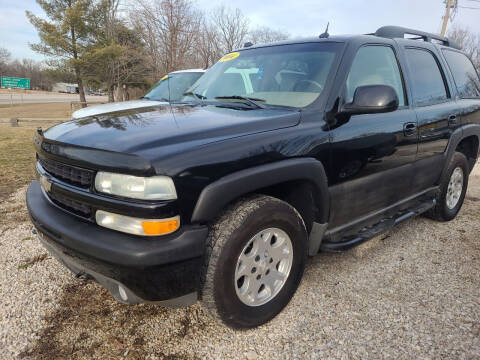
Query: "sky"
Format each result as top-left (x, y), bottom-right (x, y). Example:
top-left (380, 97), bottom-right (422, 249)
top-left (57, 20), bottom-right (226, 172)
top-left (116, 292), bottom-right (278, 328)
top-left (1, 0), bottom-right (479, 61)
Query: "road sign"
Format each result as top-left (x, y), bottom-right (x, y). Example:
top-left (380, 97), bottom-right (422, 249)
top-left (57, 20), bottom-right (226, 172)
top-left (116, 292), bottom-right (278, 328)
top-left (1, 76), bottom-right (30, 89)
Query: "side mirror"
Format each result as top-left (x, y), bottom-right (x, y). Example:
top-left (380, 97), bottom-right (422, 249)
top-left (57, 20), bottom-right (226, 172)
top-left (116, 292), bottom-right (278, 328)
top-left (340, 85), bottom-right (399, 116)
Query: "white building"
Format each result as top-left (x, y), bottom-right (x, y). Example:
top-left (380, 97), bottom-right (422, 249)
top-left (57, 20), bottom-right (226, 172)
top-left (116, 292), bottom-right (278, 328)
top-left (52, 82), bottom-right (78, 94)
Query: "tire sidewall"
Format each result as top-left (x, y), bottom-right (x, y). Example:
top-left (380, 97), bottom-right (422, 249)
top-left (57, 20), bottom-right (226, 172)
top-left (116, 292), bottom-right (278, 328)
top-left (439, 153), bottom-right (469, 220)
top-left (213, 199), bottom-right (307, 328)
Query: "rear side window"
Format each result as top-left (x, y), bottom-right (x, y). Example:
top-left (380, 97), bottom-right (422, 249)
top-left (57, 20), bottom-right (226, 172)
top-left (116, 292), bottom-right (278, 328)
top-left (405, 48), bottom-right (449, 106)
top-left (346, 45), bottom-right (406, 106)
top-left (442, 50), bottom-right (480, 98)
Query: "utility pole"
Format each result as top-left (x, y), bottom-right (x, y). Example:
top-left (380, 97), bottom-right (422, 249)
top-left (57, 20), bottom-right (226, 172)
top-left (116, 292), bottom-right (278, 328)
top-left (441, 0), bottom-right (454, 36)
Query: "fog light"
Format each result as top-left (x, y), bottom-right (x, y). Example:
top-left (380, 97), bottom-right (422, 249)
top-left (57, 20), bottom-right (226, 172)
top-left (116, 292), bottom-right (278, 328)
top-left (96, 210), bottom-right (180, 236)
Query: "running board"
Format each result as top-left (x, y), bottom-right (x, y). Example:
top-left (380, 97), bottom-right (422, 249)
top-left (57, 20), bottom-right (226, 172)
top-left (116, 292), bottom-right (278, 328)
top-left (320, 198), bottom-right (436, 252)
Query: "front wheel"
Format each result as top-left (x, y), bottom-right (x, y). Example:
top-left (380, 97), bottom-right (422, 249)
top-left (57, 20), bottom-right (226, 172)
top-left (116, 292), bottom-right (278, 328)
top-left (201, 195), bottom-right (308, 329)
top-left (426, 152), bottom-right (469, 221)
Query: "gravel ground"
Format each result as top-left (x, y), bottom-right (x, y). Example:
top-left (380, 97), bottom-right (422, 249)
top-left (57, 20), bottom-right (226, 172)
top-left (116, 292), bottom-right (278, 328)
top-left (1, 166), bottom-right (479, 360)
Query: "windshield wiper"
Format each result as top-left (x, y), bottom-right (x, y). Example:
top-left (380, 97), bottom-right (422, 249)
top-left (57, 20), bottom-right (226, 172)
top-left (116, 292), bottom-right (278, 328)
top-left (215, 95), bottom-right (266, 109)
top-left (183, 91), bottom-right (206, 100)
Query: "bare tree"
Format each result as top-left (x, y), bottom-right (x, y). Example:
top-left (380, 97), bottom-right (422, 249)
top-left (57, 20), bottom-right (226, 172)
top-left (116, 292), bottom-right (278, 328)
top-left (0, 47), bottom-right (11, 64)
top-left (132, 0), bottom-right (202, 78)
top-left (448, 25), bottom-right (480, 70)
top-left (195, 19), bottom-right (222, 68)
top-left (0, 57), bottom-right (54, 90)
top-left (0, 47), bottom-right (11, 75)
top-left (211, 5), bottom-right (249, 53)
top-left (248, 26), bottom-right (289, 45)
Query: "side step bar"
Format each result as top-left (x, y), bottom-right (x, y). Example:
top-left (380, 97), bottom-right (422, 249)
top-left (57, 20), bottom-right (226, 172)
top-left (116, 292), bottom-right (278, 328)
top-left (320, 198), bottom-right (436, 252)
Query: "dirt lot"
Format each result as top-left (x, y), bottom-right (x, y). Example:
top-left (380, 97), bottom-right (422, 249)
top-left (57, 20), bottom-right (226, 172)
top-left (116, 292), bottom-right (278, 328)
top-left (0, 123), bottom-right (479, 359)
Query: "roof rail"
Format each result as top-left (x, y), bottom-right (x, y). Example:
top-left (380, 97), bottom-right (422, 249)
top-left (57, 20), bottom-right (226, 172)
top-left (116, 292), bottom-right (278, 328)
top-left (375, 26), bottom-right (461, 50)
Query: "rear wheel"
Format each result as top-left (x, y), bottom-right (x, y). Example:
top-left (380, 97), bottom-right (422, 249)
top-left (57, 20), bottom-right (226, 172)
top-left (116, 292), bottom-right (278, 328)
top-left (201, 195), bottom-right (308, 329)
top-left (426, 152), bottom-right (469, 221)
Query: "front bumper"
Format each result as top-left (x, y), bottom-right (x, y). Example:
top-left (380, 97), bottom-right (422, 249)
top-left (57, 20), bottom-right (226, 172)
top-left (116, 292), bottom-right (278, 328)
top-left (26, 181), bottom-right (208, 305)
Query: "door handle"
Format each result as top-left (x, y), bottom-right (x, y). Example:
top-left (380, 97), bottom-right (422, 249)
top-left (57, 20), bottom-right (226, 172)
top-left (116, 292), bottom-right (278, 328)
top-left (403, 122), bottom-right (417, 136)
top-left (448, 114), bottom-right (457, 125)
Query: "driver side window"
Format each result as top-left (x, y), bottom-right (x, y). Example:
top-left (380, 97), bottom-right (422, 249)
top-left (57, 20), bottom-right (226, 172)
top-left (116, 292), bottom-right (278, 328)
top-left (346, 45), bottom-right (406, 106)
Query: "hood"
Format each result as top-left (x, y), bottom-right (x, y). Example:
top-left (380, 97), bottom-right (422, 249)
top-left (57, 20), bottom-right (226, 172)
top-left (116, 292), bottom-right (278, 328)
top-left (44, 104), bottom-right (300, 160)
top-left (71, 99), bottom-right (167, 119)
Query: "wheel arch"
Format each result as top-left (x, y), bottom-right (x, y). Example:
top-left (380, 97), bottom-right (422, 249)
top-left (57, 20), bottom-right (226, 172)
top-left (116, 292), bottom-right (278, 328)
top-left (456, 133), bottom-right (479, 172)
top-left (441, 124), bottom-right (480, 180)
top-left (190, 158), bottom-right (330, 227)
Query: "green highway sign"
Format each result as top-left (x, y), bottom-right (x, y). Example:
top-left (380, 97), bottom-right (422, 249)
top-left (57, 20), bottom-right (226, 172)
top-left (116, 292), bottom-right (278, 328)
top-left (1, 76), bottom-right (30, 89)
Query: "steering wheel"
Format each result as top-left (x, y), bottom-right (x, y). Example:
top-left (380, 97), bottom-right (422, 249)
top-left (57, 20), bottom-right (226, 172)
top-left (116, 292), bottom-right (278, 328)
top-left (293, 80), bottom-right (323, 92)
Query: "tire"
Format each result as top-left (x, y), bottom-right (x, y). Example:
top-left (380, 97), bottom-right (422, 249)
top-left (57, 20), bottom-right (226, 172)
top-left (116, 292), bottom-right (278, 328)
top-left (426, 151), bottom-right (469, 222)
top-left (201, 195), bottom-right (308, 329)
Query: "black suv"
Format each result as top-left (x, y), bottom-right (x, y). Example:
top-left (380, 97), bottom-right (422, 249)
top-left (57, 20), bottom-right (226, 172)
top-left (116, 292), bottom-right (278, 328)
top-left (27, 26), bottom-right (480, 328)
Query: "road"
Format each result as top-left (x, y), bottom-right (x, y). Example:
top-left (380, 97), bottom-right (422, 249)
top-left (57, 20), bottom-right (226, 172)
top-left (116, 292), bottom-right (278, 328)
top-left (0, 92), bottom-right (108, 104)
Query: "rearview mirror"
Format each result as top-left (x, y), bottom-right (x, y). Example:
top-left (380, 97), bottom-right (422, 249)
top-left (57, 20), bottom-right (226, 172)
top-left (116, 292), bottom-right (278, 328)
top-left (340, 85), bottom-right (399, 116)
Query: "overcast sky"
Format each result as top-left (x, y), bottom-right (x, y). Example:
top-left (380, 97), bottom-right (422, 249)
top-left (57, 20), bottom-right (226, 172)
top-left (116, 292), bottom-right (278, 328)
top-left (1, 0), bottom-right (479, 60)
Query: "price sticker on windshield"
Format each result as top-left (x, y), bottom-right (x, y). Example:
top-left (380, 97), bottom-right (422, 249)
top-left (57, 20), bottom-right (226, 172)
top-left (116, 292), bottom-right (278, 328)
top-left (219, 52), bottom-right (240, 62)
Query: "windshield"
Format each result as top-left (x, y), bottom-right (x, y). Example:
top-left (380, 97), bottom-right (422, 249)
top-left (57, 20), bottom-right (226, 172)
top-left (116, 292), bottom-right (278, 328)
top-left (144, 72), bottom-right (203, 101)
top-left (183, 42), bottom-right (340, 108)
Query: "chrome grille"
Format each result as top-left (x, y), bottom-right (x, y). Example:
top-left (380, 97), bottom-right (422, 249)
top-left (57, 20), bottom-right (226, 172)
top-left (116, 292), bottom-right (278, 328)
top-left (38, 157), bottom-right (94, 188)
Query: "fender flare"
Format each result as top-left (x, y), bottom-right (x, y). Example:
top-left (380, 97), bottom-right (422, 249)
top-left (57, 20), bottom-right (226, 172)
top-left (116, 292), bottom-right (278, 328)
top-left (441, 124), bottom-right (480, 180)
top-left (190, 157), bottom-right (330, 224)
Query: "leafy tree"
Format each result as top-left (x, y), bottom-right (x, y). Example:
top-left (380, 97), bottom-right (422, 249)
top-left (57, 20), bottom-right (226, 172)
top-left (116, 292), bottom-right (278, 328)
top-left (26, 0), bottom-right (95, 106)
top-left (85, 0), bottom-right (150, 101)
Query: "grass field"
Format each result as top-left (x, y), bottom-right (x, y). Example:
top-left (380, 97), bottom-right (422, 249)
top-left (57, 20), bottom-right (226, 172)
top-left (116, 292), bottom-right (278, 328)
top-left (0, 103), bottom-right (73, 119)
top-left (0, 121), bottom-right (61, 227)
top-left (0, 121), bottom-right (61, 226)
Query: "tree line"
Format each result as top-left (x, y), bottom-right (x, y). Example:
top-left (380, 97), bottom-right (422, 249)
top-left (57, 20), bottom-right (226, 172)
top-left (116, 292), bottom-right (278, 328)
top-left (1, 0), bottom-right (478, 104)
top-left (20, 0), bottom-right (289, 104)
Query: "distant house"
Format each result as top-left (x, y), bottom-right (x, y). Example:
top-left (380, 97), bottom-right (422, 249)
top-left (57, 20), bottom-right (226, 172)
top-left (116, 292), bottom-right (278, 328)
top-left (52, 82), bottom-right (78, 94)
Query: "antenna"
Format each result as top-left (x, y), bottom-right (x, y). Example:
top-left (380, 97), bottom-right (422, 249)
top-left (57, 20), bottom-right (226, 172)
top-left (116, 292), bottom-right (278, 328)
top-left (319, 22), bottom-right (330, 38)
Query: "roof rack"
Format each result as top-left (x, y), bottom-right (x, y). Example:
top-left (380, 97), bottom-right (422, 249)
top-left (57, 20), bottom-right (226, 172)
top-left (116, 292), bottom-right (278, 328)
top-left (374, 25), bottom-right (461, 50)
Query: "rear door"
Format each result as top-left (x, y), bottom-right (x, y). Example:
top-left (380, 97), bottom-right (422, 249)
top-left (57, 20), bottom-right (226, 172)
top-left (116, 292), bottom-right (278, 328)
top-left (403, 46), bottom-right (461, 192)
top-left (441, 48), bottom-right (480, 168)
top-left (327, 43), bottom-right (418, 228)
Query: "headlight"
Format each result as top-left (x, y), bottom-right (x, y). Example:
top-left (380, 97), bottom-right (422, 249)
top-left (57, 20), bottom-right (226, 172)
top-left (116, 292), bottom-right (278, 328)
top-left (95, 172), bottom-right (177, 200)
top-left (96, 210), bottom-right (180, 236)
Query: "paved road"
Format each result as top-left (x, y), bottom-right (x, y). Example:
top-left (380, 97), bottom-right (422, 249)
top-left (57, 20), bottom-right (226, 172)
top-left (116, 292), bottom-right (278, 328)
top-left (0, 93), bottom-right (108, 104)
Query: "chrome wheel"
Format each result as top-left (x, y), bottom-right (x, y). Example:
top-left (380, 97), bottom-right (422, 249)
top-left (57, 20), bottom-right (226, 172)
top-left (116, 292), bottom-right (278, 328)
top-left (446, 167), bottom-right (464, 209)
top-left (234, 228), bottom-right (293, 306)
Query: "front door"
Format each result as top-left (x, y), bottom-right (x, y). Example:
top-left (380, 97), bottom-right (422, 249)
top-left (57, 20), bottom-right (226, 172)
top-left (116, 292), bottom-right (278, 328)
top-left (327, 44), bottom-right (418, 229)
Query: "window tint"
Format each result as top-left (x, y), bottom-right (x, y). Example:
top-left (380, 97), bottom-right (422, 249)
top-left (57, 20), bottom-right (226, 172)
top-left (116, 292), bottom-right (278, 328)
top-left (185, 43), bottom-right (340, 108)
top-left (405, 48), bottom-right (448, 106)
top-left (442, 50), bottom-right (480, 98)
top-left (346, 45), bottom-right (405, 106)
